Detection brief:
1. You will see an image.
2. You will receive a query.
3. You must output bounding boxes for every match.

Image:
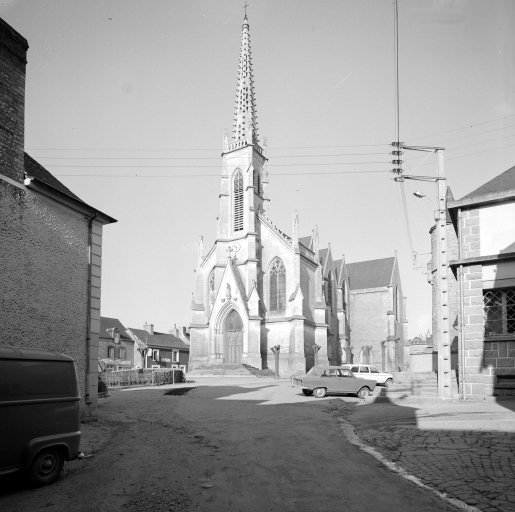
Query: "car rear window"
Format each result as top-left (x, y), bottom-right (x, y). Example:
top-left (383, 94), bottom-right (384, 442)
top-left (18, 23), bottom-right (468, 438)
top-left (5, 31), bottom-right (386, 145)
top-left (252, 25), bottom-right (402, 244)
top-left (0, 360), bottom-right (74, 400)
top-left (350, 366), bottom-right (359, 372)
top-left (359, 367), bottom-right (370, 373)
top-left (370, 367), bottom-right (380, 373)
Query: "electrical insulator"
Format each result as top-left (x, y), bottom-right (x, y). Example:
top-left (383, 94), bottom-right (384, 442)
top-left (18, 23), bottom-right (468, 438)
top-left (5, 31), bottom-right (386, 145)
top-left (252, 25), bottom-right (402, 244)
top-left (391, 150), bottom-right (403, 156)
top-left (391, 141), bottom-right (405, 147)
top-left (391, 168), bottom-right (403, 174)
top-left (391, 160), bottom-right (403, 165)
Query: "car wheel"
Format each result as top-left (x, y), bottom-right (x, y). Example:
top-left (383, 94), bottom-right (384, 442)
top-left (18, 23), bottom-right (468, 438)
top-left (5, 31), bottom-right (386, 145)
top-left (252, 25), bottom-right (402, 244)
top-left (313, 388), bottom-right (327, 398)
top-left (302, 389), bottom-right (313, 396)
top-left (357, 387), bottom-right (370, 399)
top-left (29, 447), bottom-right (64, 486)
top-left (384, 379), bottom-right (393, 388)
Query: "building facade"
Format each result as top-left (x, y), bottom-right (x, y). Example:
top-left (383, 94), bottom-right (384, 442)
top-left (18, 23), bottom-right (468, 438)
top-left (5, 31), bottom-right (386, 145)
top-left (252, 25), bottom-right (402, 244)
top-left (446, 166), bottom-right (515, 399)
top-left (189, 15), bottom-right (407, 375)
top-left (0, 18), bottom-right (116, 419)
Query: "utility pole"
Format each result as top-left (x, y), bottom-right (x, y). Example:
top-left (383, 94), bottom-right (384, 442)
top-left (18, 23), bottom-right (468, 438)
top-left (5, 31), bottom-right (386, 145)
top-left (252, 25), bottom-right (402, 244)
top-left (392, 145), bottom-right (451, 399)
top-left (435, 150), bottom-right (452, 398)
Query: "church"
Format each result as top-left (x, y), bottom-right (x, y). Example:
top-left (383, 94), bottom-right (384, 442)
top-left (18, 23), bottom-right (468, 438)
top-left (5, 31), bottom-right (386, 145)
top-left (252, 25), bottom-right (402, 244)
top-left (189, 14), bottom-right (407, 375)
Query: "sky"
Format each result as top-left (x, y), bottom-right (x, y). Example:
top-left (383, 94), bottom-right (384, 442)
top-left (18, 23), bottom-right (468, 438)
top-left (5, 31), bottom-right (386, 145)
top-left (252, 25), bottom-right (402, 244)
top-left (2, 0), bottom-right (514, 337)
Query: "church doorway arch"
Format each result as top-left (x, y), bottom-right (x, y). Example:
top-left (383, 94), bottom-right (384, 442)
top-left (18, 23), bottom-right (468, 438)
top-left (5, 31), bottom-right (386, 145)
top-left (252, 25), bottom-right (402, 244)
top-left (224, 309), bottom-right (243, 364)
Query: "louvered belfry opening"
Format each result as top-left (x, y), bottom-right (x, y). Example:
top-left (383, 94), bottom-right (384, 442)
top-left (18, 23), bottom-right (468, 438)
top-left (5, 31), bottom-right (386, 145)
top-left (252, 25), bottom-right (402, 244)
top-left (234, 170), bottom-right (244, 231)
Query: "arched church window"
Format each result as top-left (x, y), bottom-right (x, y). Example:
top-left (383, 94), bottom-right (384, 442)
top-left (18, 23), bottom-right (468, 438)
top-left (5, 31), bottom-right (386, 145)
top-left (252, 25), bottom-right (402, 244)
top-left (269, 258), bottom-right (286, 311)
top-left (234, 170), bottom-right (244, 232)
top-left (257, 173), bottom-right (262, 196)
top-left (327, 272), bottom-right (333, 308)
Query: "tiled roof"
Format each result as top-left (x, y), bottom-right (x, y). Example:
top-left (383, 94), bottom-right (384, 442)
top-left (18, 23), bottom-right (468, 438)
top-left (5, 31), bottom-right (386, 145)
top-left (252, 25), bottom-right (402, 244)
top-left (25, 153), bottom-right (84, 202)
top-left (100, 317), bottom-right (131, 340)
top-left (128, 328), bottom-right (190, 351)
top-left (346, 257), bottom-right (395, 290)
top-left (462, 165), bottom-right (515, 200)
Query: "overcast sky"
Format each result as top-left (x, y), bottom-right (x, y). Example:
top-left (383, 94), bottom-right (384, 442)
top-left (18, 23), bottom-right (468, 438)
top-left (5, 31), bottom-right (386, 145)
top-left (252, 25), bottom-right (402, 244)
top-left (2, 0), bottom-right (514, 337)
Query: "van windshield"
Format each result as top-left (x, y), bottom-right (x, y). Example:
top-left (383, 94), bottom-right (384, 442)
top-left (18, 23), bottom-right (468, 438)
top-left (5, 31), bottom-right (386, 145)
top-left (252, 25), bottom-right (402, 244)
top-left (0, 360), bottom-right (74, 399)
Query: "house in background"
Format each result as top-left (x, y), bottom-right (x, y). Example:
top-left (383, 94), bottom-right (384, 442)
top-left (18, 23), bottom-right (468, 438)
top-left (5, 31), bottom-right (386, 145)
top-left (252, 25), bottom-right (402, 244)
top-left (345, 255), bottom-right (408, 372)
top-left (0, 18), bottom-right (116, 420)
top-left (127, 322), bottom-right (190, 371)
top-left (446, 165), bottom-right (515, 399)
top-left (99, 317), bottom-right (135, 371)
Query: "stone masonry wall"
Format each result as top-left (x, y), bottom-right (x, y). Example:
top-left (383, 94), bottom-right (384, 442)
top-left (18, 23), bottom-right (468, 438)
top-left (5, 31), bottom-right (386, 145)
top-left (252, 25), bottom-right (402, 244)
top-left (459, 208), bottom-right (492, 398)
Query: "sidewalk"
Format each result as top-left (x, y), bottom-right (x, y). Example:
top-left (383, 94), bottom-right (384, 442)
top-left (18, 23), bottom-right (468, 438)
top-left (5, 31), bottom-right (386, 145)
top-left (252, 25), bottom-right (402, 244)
top-left (336, 397), bottom-right (515, 512)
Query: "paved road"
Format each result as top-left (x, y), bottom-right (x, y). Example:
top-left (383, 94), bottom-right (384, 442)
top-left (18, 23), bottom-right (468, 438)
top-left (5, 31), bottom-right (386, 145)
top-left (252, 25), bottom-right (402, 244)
top-left (342, 396), bottom-right (515, 512)
top-left (0, 378), bottom-right (459, 512)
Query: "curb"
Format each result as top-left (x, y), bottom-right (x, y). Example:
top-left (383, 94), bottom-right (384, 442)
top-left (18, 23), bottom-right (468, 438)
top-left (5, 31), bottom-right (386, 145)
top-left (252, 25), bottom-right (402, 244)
top-left (337, 416), bottom-right (481, 512)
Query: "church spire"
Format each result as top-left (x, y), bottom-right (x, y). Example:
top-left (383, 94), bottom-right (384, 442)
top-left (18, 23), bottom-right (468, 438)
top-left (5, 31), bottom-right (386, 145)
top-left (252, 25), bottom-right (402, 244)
top-left (232, 14), bottom-right (259, 145)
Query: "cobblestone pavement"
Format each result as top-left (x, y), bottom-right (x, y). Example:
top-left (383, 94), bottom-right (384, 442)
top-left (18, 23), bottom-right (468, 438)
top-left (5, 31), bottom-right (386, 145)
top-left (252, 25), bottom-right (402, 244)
top-left (336, 403), bottom-right (515, 512)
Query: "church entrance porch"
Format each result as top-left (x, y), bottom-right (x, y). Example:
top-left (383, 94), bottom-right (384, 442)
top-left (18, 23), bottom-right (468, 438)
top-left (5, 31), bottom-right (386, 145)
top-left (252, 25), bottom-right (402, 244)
top-left (224, 310), bottom-right (243, 364)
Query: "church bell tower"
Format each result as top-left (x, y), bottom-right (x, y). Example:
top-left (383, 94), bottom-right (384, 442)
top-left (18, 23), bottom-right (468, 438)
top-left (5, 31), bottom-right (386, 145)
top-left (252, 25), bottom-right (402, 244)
top-left (217, 14), bottom-right (268, 243)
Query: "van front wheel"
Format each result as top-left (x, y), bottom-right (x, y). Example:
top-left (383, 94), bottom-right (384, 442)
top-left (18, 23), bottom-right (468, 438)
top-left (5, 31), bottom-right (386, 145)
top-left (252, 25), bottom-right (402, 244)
top-left (29, 447), bottom-right (64, 486)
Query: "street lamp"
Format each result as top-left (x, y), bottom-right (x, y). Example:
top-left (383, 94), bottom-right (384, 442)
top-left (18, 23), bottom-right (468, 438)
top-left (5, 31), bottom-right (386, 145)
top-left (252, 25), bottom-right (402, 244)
top-left (413, 191), bottom-right (437, 220)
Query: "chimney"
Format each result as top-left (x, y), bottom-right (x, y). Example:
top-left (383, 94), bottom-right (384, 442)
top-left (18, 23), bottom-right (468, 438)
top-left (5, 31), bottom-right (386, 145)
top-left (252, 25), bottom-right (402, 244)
top-left (143, 322), bottom-right (154, 335)
top-left (0, 18), bottom-right (29, 182)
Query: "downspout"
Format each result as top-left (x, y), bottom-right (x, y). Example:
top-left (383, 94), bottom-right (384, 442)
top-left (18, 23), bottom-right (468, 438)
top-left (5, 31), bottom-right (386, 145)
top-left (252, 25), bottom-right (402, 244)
top-left (458, 208), bottom-right (466, 400)
top-left (85, 211), bottom-right (99, 406)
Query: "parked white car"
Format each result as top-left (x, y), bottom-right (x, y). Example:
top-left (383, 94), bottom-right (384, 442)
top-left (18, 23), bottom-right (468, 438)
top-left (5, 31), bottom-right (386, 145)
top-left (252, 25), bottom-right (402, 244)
top-left (341, 364), bottom-right (393, 387)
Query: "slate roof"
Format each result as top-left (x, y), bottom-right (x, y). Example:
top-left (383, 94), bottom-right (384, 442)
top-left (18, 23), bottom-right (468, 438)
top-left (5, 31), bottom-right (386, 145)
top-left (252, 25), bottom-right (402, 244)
top-left (462, 164), bottom-right (515, 200)
top-left (128, 328), bottom-right (190, 351)
top-left (346, 257), bottom-right (395, 290)
top-left (299, 236), bottom-right (312, 249)
top-left (25, 153), bottom-right (84, 202)
top-left (100, 317), bottom-right (131, 341)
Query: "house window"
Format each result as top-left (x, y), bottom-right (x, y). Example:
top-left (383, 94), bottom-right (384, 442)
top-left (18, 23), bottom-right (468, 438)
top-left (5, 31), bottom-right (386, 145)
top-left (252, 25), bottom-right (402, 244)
top-left (152, 349), bottom-right (160, 361)
top-left (172, 350), bottom-right (179, 363)
top-left (114, 330), bottom-right (120, 344)
top-left (234, 170), bottom-right (244, 232)
top-left (269, 257), bottom-right (286, 311)
top-left (484, 288), bottom-right (515, 336)
top-left (108, 346), bottom-right (115, 359)
top-left (119, 347), bottom-right (126, 360)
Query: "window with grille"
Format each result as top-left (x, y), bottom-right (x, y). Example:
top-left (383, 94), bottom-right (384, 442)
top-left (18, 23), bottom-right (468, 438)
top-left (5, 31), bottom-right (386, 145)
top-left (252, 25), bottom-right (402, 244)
top-left (269, 258), bottom-right (286, 311)
top-left (484, 288), bottom-right (515, 336)
top-left (234, 170), bottom-right (244, 231)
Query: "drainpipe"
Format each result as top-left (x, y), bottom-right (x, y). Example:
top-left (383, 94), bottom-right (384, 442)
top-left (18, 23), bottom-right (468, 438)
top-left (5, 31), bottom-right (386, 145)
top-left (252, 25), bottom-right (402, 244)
top-left (458, 208), bottom-right (466, 400)
top-left (85, 211), bottom-right (99, 406)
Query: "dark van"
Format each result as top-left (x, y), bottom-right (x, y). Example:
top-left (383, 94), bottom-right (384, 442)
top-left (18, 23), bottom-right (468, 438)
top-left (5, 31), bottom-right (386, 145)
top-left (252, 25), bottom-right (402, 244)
top-left (0, 345), bottom-right (82, 485)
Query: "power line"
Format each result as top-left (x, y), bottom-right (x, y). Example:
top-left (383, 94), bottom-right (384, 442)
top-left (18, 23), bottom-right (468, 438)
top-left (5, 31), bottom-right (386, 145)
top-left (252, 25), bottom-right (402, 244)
top-left (27, 143), bottom-right (389, 152)
top-left (44, 161), bottom-right (389, 168)
top-left (407, 113), bottom-right (515, 143)
top-left (30, 152), bottom-right (388, 160)
top-left (53, 169), bottom-right (391, 178)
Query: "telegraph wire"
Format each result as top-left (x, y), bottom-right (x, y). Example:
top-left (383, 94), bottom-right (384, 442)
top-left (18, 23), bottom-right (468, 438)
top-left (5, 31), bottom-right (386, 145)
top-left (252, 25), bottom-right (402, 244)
top-left (407, 113), bottom-right (515, 143)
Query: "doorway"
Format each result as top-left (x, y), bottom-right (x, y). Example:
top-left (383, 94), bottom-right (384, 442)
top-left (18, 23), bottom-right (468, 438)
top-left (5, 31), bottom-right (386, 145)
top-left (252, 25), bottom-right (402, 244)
top-left (224, 310), bottom-right (243, 364)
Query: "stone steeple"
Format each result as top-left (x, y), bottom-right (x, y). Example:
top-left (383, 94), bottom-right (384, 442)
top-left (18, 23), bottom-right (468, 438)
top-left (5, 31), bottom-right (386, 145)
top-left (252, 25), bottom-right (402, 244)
top-left (232, 14), bottom-right (258, 145)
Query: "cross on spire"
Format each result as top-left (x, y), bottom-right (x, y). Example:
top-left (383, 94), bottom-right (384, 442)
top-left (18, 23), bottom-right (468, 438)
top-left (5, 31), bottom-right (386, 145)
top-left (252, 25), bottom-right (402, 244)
top-left (243, 2), bottom-right (249, 16)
